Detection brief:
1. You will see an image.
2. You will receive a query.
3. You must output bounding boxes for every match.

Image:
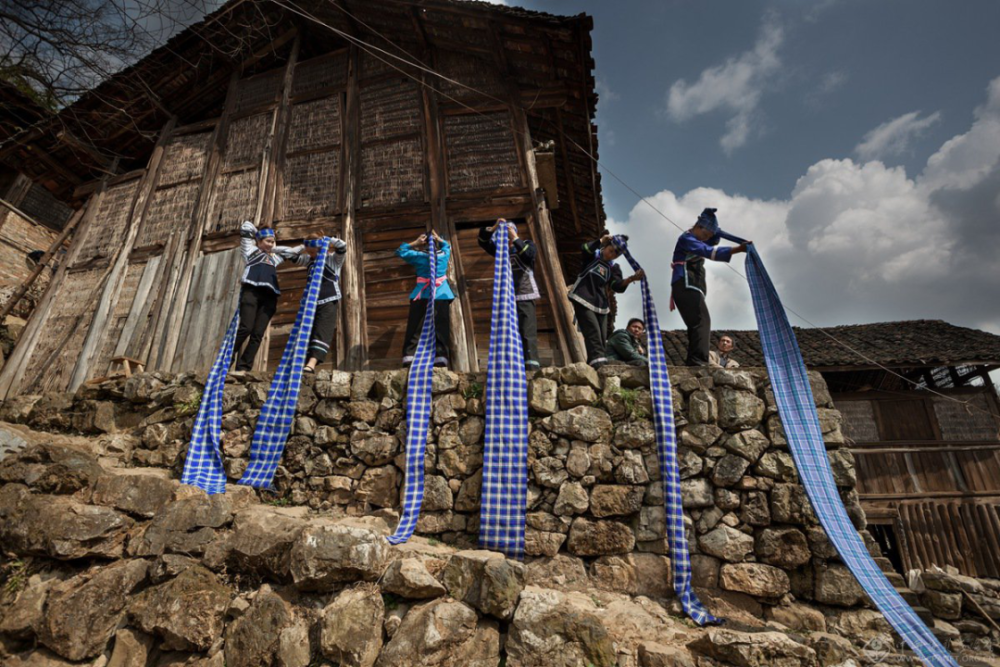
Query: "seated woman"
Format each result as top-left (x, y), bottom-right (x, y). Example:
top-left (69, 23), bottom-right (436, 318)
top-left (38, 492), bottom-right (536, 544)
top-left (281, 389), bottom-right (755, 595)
top-left (233, 220), bottom-right (304, 371)
top-left (607, 317), bottom-right (648, 366)
top-left (298, 232), bottom-right (349, 374)
top-left (397, 229), bottom-right (454, 368)
top-left (567, 233), bottom-right (644, 368)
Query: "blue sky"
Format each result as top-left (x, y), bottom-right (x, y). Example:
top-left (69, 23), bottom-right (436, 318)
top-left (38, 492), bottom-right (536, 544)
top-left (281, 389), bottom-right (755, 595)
top-left (496, 0), bottom-right (1000, 343)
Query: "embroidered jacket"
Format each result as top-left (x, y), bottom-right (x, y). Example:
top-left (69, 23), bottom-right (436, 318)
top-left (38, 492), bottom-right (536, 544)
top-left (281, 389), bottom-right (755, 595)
top-left (670, 231), bottom-right (734, 295)
top-left (296, 237), bottom-right (348, 304)
top-left (477, 226), bottom-right (540, 301)
top-left (568, 239), bottom-right (625, 314)
top-left (239, 221), bottom-right (303, 295)
top-left (396, 239), bottom-right (456, 301)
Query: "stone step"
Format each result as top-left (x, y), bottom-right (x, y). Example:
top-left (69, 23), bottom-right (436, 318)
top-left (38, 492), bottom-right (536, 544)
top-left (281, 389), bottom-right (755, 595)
top-left (911, 605), bottom-right (935, 627)
top-left (895, 586), bottom-right (920, 606)
top-left (884, 571), bottom-right (907, 588)
top-left (873, 556), bottom-right (896, 574)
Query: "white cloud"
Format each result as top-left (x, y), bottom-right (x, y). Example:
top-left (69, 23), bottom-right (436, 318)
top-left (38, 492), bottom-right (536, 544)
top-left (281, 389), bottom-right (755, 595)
top-left (665, 17), bottom-right (783, 153)
top-left (806, 70), bottom-right (848, 106)
top-left (854, 110), bottom-right (942, 161)
top-left (610, 77), bottom-right (1000, 339)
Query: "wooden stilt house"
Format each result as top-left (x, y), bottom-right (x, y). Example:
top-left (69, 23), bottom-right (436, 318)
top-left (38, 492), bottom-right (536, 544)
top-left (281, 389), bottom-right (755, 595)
top-left (0, 0), bottom-right (606, 396)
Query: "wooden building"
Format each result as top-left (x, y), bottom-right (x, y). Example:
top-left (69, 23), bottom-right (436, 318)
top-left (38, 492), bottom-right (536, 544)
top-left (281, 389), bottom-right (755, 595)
top-left (664, 320), bottom-right (1000, 578)
top-left (0, 0), bottom-right (607, 396)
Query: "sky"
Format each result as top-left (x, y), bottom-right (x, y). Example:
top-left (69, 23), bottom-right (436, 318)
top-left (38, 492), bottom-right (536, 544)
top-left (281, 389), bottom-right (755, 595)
top-left (488, 0), bottom-right (1000, 343)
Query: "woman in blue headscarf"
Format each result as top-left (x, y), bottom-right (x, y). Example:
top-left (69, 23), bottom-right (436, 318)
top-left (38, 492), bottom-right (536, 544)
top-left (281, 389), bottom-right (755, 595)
top-left (396, 229), bottom-right (454, 368)
top-left (567, 233), bottom-right (644, 368)
top-left (671, 208), bottom-right (749, 366)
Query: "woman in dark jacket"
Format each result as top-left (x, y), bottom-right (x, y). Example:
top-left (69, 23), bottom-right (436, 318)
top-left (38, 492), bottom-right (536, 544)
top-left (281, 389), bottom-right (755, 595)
top-left (567, 233), bottom-right (644, 368)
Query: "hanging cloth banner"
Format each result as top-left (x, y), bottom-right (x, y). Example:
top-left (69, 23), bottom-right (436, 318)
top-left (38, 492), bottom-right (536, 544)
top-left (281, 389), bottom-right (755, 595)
top-left (619, 239), bottom-right (720, 625)
top-left (737, 238), bottom-right (957, 667)
top-left (387, 236), bottom-right (439, 545)
top-left (180, 309), bottom-right (241, 495)
top-left (238, 238), bottom-right (330, 490)
top-left (478, 221), bottom-right (529, 559)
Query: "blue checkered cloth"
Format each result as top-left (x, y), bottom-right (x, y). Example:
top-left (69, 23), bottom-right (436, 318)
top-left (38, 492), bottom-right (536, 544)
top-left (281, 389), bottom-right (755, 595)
top-left (387, 236), bottom-right (439, 545)
top-left (621, 247), bottom-right (720, 625)
top-left (180, 308), bottom-right (240, 494)
top-left (479, 222), bottom-right (529, 559)
top-left (743, 243), bottom-right (957, 667)
top-left (237, 238), bottom-right (330, 490)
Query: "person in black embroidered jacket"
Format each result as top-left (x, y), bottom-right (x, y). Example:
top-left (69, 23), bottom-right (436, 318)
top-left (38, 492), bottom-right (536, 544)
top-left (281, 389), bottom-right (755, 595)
top-left (298, 232), bottom-right (349, 374)
top-left (233, 220), bottom-right (304, 371)
top-left (478, 219), bottom-right (541, 369)
top-left (567, 233), bottom-right (644, 368)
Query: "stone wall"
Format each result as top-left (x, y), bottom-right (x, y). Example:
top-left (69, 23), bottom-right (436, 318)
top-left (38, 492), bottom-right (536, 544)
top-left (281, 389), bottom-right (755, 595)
top-left (1, 363), bottom-right (870, 605)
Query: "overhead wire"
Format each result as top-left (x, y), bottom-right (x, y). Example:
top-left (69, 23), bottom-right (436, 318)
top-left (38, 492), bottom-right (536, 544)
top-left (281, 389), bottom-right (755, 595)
top-left (270, 0), bottom-right (1000, 423)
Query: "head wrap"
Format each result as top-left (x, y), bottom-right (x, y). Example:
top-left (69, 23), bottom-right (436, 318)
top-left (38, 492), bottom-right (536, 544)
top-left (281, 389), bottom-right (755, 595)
top-left (695, 208), bottom-right (720, 234)
top-left (610, 234), bottom-right (629, 254)
top-left (256, 228), bottom-right (275, 240)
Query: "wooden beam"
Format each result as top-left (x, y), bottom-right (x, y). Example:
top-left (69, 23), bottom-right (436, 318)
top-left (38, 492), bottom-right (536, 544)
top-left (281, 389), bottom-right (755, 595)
top-left (0, 206), bottom-right (84, 321)
top-left (262, 36), bottom-right (301, 227)
top-left (554, 108), bottom-right (582, 233)
top-left (339, 44), bottom-right (368, 370)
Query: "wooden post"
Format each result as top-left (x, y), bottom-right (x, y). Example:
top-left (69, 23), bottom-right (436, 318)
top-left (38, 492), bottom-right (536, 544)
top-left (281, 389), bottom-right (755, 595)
top-left (0, 206), bottom-right (84, 321)
top-left (339, 45), bottom-right (368, 370)
top-left (158, 72), bottom-right (241, 370)
top-left (261, 36), bottom-right (300, 228)
top-left (422, 65), bottom-right (477, 372)
top-left (0, 186), bottom-right (105, 398)
top-left (69, 118), bottom-right (177, 390)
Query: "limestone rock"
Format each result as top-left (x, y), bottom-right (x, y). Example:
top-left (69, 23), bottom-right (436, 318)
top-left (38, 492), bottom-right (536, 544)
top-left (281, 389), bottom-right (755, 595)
top-left (374, 599), bottom-right (500, 667)
top-left (38, 559), bottom-right (149, 661)
top-left (724, 429), bottom-right (770, 463)
top-left (560, 363), bottom-right (601, 390)
top-left (131, 493), bottom-right (232, 557)
top-left (755, 450), bottom-right (798, 482)
top-left (815, 564), bottom-right (865, 607)
top-left (227, 507), bottom-right (307, 580)
top-left (689, 628), bottom-right (816, 667)
top-left (441, 551), bottom-right (526, 620)
top-left (532, 456), bottom-right (568, 488)
top-left (638, 642), bottom-right (697, 667)
top-left (827, 449), bottom-right (857, 488)
top-left (224, 592), bottom-right (294, 667)
top-left (421, 475), bottom-right (453, 512)
top-left (320, 585), bottom-right (384, 667)
top-left (128, 566), bottom-right (231, 651)
top-left (720, 563), bottom-right (791, 598)
top-left (766, 603), bottom-right (827, 633)
top-left (0, 485), bottom-right (133, 560)
top-left (506, 586), bottom-right (615, 667)
top-left (382, 558), bottom-right (447, 599)
top-left (554, 481), bottom-right (589, 516)
top-left (454, 469), bottom-right (482, 512)
top-left (92, 470), bottom-right (176, 518)
top-left (718, 388), bottom-right (765, 431)
top-left (756, 527), bottom-right (811, 569)
top-left (350, 431), bottom-right (399, 466)
top-left (921, 589), bottom-right (962, 620)
top-left (0, 575), bottom-right (59, 638)
top-left (614, 420), bottom-right (655, 449)
top-left (632, 553), bottom-right (674, 599)
top-left (524, 554), bottom-right (589, 591)
top-left (545, 406), bottom-right (612, 443)
top-left (590, 554), bottom-right (637, 594)
top-left (289, 524), bottom-right (390, 590)
top-left (690, 554), bottom-right (721, 588)
top-left (528, 378), bottom-right (558, 415)
top-left (0, 443), bottom-right (105, 494)
top-left (106, 628), bottom-right (155, 667)
top-left (711, 454), bottom-right (750, 487)
top-left (525, 529), bottom-right (566, 557)
top-left (559, 384), bottom-right (598, 409)
top-left (688, 390), bottom-right (717, 424)
top-left (615, 450), bottom-right (650, 485)
top-left (567, 518), bottom-right (635, 556)
top-left (770, 484), bottom-right (818, 525)
top-left (315, 371), bottom-right (352, 398)
top-left (680, 478), bottom-right (714, 508)
top-left (712, 369), bottom-right (756, 392)
top-left (806, 632), bottom-right (857, 667)
top-left (698, 525), bottom-right (754, 562)
top-left (589, 484), bottom-right (644, 517)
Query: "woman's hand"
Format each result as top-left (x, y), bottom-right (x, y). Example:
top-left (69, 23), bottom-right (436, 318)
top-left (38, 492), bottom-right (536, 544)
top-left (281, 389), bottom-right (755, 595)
top-left (734, 241), bottom-right (753, 254)
top-left (631, 269), bottom-right (645, 283)
top-left (413, 233), bottom-right (427, 247)
top-left (600, 233), bottom-right (612, 246)
top-left (430, 229), bottom-right (442, 242)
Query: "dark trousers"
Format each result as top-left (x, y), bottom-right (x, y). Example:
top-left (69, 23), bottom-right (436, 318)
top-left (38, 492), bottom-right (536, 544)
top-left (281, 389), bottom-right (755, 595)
top-left (517, 299), bottom-right (540, 368)
top-left (307, 300), bottom-right (340, 364)
top-left (234, 285), bottom-right (278, 371)
top-left (672, 282), bottom-right (711, 366)
top-left (403, 299), bottom-right (452, 362)
top-left (573, 300), bottom-right (608, 365)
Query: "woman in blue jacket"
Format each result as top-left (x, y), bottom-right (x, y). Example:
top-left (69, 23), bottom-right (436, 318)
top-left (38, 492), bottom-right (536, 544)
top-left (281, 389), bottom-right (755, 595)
top-left (397, 229), bottom-right (454, 368)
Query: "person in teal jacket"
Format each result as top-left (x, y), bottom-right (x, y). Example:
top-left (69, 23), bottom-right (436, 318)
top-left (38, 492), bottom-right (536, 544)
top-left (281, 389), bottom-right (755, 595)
top-left (397, 230), bottom-right (454, 367)
top-left (607, 318), bottom-right (648, 366)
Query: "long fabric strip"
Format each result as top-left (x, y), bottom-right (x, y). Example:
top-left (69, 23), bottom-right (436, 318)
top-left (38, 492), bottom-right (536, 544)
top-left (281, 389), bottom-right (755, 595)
top-left (741, 243), bottom-right (957, 667)
top-left (621, 248), bottom-right (720, 625)
top-left (479, 222), bottom-right (529, 559)
top-left (387, 236), bottom-right (438, 544)
top-left (238, 238), bottom-right (330, 489)
top-left (180, 309), bottom-right (240, 494)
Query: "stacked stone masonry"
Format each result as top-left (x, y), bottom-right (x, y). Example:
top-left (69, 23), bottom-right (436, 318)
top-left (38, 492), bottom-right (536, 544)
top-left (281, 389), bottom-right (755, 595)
top-left (1, 364), bottom-right (999, 667)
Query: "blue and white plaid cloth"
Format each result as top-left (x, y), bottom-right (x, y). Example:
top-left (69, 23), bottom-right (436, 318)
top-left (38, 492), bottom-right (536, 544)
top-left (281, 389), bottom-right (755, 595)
top-left (387, 236), bottom-right (439, 545)
top-left (237, 238), bottom-right (330, 490)
top-left (621, 246), bottom-right (720, 625)
top-left (479, 222), bottom-right (529, 559)
top-left (743, 243), bottom-right (957, 667)
top-left (180, 309), bottom-right (240, 494)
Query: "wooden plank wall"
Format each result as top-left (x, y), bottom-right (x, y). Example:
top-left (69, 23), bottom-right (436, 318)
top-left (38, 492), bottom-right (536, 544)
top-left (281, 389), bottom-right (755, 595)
top-left (897, 499), bottom-right (1000, 578)
top-left (5, 42), bottom-right (587, 392)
